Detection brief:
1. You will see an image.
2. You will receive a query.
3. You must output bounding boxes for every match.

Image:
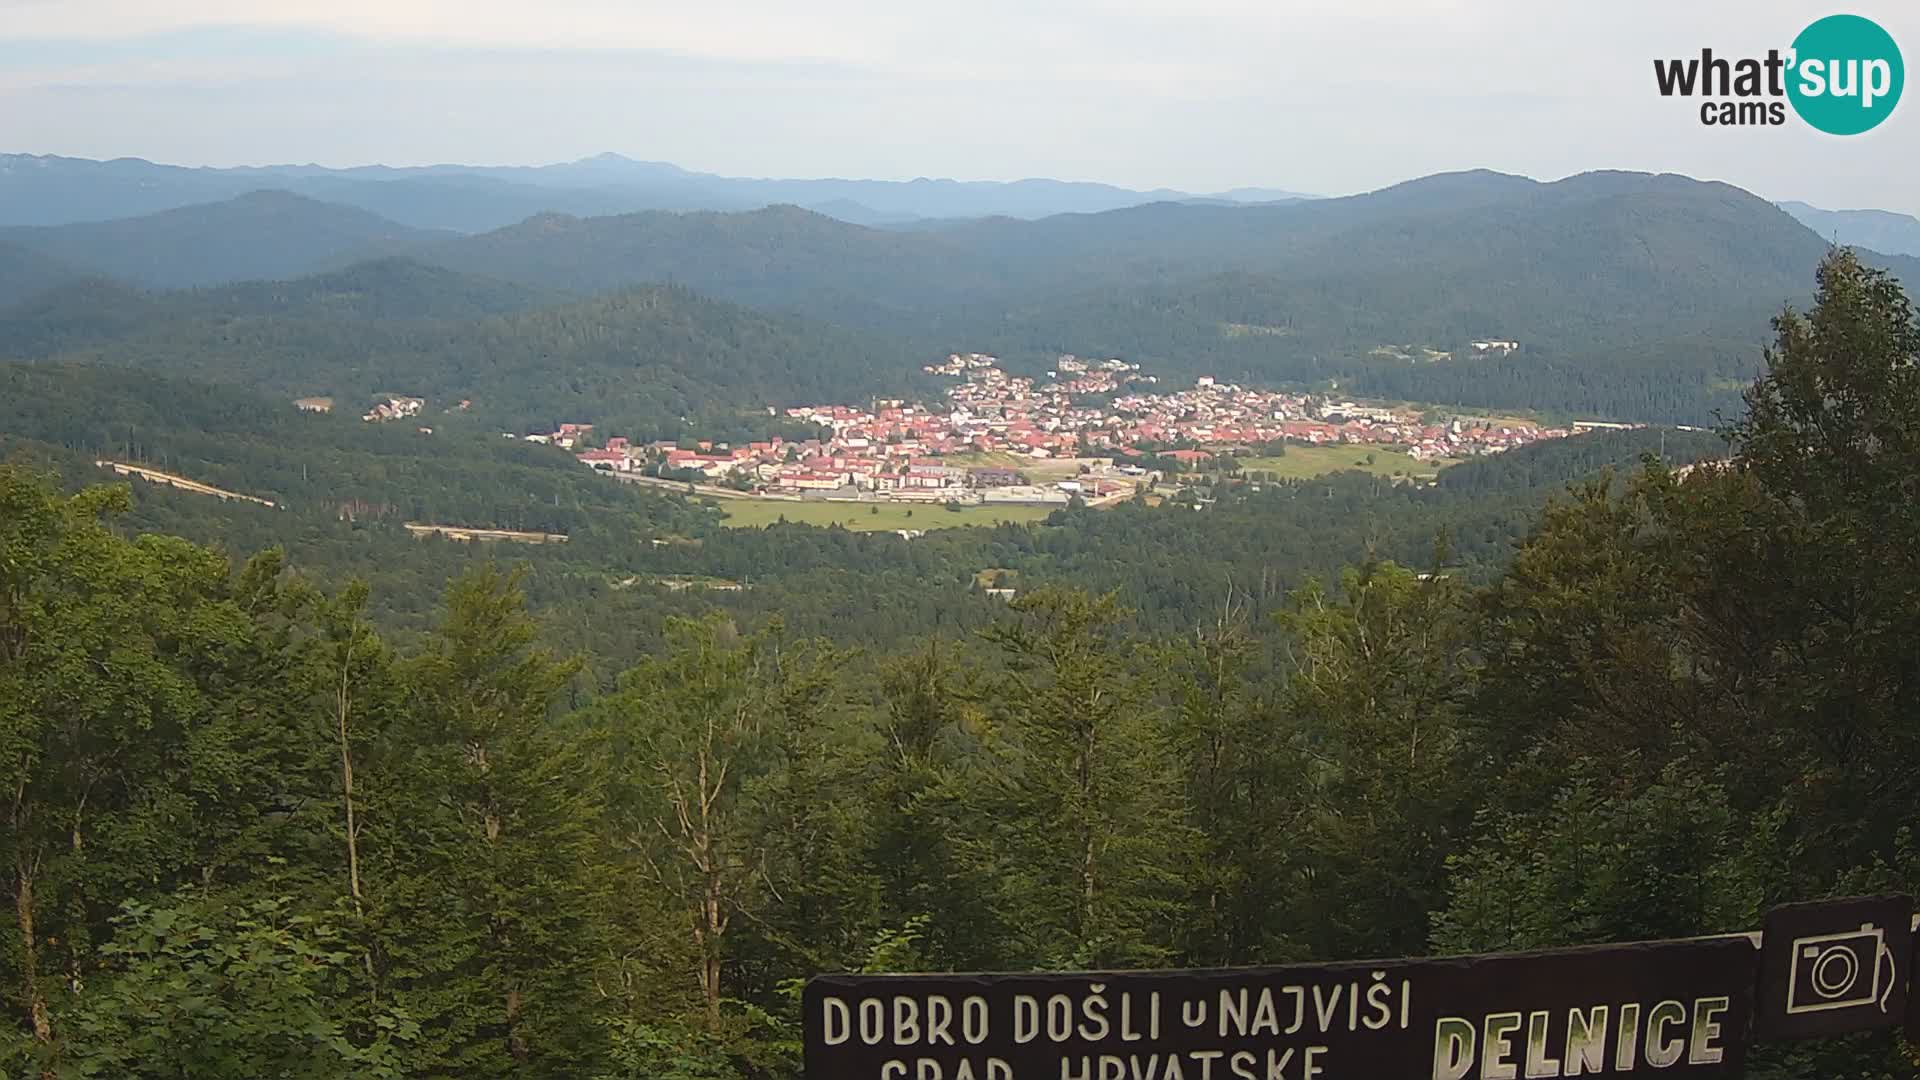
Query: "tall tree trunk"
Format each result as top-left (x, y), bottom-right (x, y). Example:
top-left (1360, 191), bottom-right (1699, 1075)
top-left (1079, 700), bottom-right (1099, 945)
top-left (505, 988), bottom-right (528, 1061)
top-left (700, 853), bottom-right (724, 1029)
top-left (703, 949), bottom-right (722, 1029)
top-left (336, 646), bottom-right (363, 913)
top-left (15, 866), bottom-right (49, 1043)
top-left (335, 646), bottom-right (382, 1004)
top-left (696, 731), bottom-right (726, 1031)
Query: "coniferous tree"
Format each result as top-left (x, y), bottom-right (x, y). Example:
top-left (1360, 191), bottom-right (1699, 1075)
top-left (970, 588), bottom-right (1194, 969)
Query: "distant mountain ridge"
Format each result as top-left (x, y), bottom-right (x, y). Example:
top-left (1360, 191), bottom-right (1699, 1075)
top-left (413, 169), bottom-right (1887, 339)
top-left (0, 152), bottom-right (1315, 231)
top-left (1778, 200), bottom-right (1920, 257)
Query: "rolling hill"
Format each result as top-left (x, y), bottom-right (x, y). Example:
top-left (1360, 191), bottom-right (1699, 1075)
top-left (0, 359), bottom-right (713, 541)
top-left (401, 170), bottom-right (1916, 424)
top-left (0, 258), bottom-right (928, 438)
top-left (0, 240), bottom-right (85, 311)
top-left (5, 166), bottom-right (1914, 427)
top-left (982, 173), bottom-right (1840, 354)
top-left (950, 174), bottom-right (1904, 421)
top-left (0, 191), bottom-right (447, 288)
top-left (408, 169), bottom-right (1557, 316)
top-left (411, 204), bottom-right (1012, 336)
top-left (0, 260), bottom-right (558, 358)
top-left (409, 170), bottom-right (1881, 336)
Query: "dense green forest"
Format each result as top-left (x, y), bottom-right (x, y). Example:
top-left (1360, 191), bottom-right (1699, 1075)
top-left (0, 361), bottom-right (715, 538)
top-left (0, 192), bottom-right (444, 289)
top-left (0, 244), bottom-right (78, 312)
top-left (0, 265), bottom-right (929, 439)
top-left (4, 250), bottom-right (1918, 1079)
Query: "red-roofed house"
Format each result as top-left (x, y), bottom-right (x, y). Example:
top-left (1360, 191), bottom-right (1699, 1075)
top-left (577, 449), bottom-right (630, 472)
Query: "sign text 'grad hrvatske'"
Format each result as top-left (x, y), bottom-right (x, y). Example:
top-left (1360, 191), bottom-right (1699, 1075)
top-left (805, 936), bottom-right (1757, 1080)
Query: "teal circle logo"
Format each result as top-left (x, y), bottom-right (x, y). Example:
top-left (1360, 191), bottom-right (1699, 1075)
top-left (1787, 14), bottom-right (1903, 135)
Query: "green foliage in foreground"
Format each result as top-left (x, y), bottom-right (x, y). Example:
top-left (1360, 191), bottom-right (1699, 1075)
top-left (2, 251), bottom-right (1919, 1078)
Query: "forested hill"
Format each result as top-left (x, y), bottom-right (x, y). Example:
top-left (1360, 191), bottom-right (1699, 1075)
top-left (13, 167), bottom-right (1894, 355)
top-left (0, 261), bottom-right (928, 437)
top-left (0, 260), bottom-right (557, 357)
top-left (909, 168), bottom-right (1550, 273)
top-left (0, 360), bottom-right (715, 541)
top-left (0, 191), bottom-right (446, 289)
top-left (0, 240), bottom-right (83, 311)
top-left (412, 204), bottom-right (1006, 334)
top-left (5, 169), bottom-right (1918, 429)
top-left (413, 170), bottom-right (1868, 335)
top-left (396, 169), bottom-right (1917, 421)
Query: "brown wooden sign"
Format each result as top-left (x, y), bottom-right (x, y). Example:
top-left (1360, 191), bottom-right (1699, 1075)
top-left (806, 936), bottom-right (1759, 1080)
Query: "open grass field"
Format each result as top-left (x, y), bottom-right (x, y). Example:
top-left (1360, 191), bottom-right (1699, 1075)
top-left (715, 498), bottom-right (1059, 531)
top-left (939, 451), bottom-right (1089, 482)
top-left (1236, 445), bottom-right (1459, 481)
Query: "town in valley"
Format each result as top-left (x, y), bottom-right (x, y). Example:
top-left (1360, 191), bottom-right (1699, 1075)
top-left (368, 351), bottom-right (1642, 512)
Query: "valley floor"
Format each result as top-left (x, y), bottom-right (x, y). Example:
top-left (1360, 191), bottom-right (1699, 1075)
top-left (1237, 445), bottom-right (1463, 481)
top-left (712, 496), bottom-right (1058, 531)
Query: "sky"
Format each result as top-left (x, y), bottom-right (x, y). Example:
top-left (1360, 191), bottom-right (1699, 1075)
top-left (1, 0), bottom-right (1916, 214)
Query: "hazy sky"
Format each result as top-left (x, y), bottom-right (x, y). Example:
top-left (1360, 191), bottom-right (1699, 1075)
top-left (2, 0), bottom-right (1915, 213)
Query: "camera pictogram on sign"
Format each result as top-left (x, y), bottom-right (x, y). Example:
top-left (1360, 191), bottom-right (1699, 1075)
top-left (1786, 923), bottom-right (1896, 1015)
top-left (1759, 894), bottom-right (1912, 1041)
